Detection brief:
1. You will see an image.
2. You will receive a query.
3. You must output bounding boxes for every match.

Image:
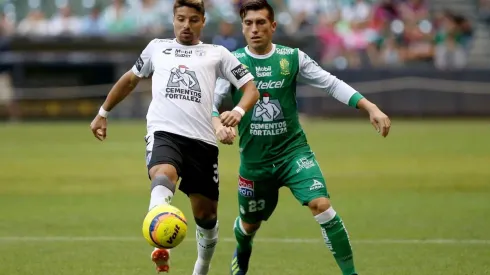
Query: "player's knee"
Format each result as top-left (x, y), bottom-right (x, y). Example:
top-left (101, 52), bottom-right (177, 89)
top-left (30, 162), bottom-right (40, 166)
top-left (193, 209), bottom-right (217, 225)
top-left (149, 164), bottom-right (179, 184)
top-left (191, 195), bottom-right (218, 229)
top-left (194, 216), bottom-right (218, 230)
top-left (150, 174), bottom-right (176, 194)
top-left (308, 197), bottom-right (332, 215)
top-left (241, 220), bottom-right (261, 234)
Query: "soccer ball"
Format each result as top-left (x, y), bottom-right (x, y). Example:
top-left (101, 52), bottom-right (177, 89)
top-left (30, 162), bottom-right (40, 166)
top-left (142, 204), bottom-right (188, 249)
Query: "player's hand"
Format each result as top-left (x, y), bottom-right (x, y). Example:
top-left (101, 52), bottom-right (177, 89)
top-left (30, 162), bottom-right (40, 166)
top-left (220, 110), bottom-right (242, 127)
top-left (369, 108), bottom-right (391, 137)
top-left (90, 115), bottom-right (108, 141)
top-left (216, 125), bottom-right (236, 145)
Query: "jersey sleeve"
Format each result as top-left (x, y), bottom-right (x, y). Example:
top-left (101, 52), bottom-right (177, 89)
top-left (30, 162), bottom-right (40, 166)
top-left (131, 39), bottom-right (156, 78)
top-left (297, 50), bottom-right (364, 108)
top-left (218, 47), bottom-right (254, 89)
top-left (212, 78), bottom-right (232, 117)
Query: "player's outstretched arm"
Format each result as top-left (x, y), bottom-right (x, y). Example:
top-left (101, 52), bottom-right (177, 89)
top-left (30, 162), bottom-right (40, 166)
top-left (91, 39), bottom-right (156, 141)
top-left (296, 50), bottom-right (390, 137)
top-left (89, 71), bottom-right (141, 141)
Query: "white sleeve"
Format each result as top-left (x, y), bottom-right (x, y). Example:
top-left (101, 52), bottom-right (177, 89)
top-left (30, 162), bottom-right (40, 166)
top-left (213, 78), bottom-right (232, 115)
top-left (218, 46), bottom-right (254, 89)
top-left (131, 39), bottom-right (156, 78)
top-left (297, 50), bottom-right (360, 106)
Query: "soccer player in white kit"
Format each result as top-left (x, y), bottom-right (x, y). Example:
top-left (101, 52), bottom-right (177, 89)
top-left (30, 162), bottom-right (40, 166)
top-left (89, 0), bottom-right (260, 273)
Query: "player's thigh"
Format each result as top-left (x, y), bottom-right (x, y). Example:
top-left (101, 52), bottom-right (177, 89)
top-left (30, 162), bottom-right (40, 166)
top-left (145, 131), bottom-right (184, 180)
top-left (279, 152), bottom-right (329, 206)
top-left (179, 139), bottom-right (219, 202)
top-left (237, 167), bottom-right (279, 224)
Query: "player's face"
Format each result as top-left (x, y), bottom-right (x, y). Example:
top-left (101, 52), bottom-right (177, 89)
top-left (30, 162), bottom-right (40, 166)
top-left (263, 97), bottom-right (269, 104)
top-left (242, 9), bottom-right (276, 51)
top-left (173, 6), bottom-right (205, 45)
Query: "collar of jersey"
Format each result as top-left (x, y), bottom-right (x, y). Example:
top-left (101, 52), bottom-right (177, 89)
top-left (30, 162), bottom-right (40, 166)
top-left (245, 44), bottom-right (276, 59)
top-left (173, 38), bottom-right (204, 47)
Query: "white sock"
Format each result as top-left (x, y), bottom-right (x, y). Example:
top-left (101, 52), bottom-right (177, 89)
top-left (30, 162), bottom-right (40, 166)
top-left (148, 186), bottom-right (174, 211)
top-left (148, 175), bottom-right (176, 211)
top-left (192, 221), bottom-right (219, 275)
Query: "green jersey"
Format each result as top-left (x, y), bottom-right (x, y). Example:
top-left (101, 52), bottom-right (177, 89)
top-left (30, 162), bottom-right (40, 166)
top-left (213, 44), bottom-right (363, 167)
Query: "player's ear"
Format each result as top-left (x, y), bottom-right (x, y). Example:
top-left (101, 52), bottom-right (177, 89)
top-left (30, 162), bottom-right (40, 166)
top-left (271, 21), bottom-right (277, 33)
top-left (202, 16), bottom-right (206, 26)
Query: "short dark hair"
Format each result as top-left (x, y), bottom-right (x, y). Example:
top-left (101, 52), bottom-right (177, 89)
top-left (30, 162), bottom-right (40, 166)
top-left (173, 0), bottom-right (205, 16)
top-left (239, 0), bottom-right (275, 22)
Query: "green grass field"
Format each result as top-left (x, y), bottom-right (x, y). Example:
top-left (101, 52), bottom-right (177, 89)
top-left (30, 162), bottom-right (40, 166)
top-left (1, 119), bottom-right (489, 275)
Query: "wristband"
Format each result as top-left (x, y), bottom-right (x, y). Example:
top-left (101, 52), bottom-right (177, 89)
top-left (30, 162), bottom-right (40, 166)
top-left (233, 106), bottom-right (245, 117)
top-left (98, 106), bottom-right (109, 118)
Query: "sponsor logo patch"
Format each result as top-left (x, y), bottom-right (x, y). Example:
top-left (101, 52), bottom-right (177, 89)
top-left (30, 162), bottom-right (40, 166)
top-left (238, 176), bottom-right (254, 197)
top-left (231, 64), bottom-right (249, 80)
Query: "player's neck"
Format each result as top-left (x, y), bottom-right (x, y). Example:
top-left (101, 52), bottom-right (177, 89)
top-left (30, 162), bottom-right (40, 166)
top-left (248, 43), bottom-right (274, 56)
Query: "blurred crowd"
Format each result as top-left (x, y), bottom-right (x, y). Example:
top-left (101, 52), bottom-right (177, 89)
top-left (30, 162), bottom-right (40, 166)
top-left (0, 0), bottom-right (478, 69)
top-left (311, 0), bottom-right (474, 69)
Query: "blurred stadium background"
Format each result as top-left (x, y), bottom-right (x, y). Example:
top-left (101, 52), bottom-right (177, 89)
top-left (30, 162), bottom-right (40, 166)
top-left (1, 0), bottom-right (490, 119)
top-left (0, 1), bottom-right (489, 275)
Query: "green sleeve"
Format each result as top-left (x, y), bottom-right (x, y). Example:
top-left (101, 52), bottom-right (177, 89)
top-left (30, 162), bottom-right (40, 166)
top-left (212, 111), bottom-right (219, 117)
top-left (348, 92), bottom-right (364, 109)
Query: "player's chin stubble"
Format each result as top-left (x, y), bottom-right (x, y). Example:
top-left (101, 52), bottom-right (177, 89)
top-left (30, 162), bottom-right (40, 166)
top-left (178, 35), bottom-right (194, 45)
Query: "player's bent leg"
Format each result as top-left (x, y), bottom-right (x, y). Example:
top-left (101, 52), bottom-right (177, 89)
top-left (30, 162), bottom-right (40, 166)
top-left (189, 193), bottom-right (219, 275)
top-left (231, 169), bottom-right (278, 274)
top-left (281, 152), bottom-right (357, 274)
top-left (148, 164), bottom-right (180, 273)
top-left (148, 164), bottom-right (179, 210)
top-left (231, 217), bottom-right (261, 275)
top-left (309, 197), bottom-right (357, 275)
top-left (307, 196), bottom-right (332, 215)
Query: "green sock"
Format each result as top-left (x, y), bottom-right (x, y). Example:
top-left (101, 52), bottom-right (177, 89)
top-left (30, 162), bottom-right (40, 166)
top-left (234, 217), bottom-right (254, 253)
top-left (318, 212), bottom-right (357, 275)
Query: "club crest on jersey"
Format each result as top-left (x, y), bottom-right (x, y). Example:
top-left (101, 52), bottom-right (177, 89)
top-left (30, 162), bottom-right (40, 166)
top-left (166, 65), bottom-right (202, 103)
top-left (238, 176), bottom-right (254, 197)
top-left (280, 58), bottom-right (290, 75)
top-left (195, 49), bottom-right (206, 56)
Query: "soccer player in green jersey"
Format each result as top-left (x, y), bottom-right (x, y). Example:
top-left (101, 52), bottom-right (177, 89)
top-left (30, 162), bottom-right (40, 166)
top-left (212, 1), bottom-right (391, 274)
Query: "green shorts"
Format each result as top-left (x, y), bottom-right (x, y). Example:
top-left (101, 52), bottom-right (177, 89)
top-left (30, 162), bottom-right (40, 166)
top-left (237, 151), bottom-right (329, 224)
